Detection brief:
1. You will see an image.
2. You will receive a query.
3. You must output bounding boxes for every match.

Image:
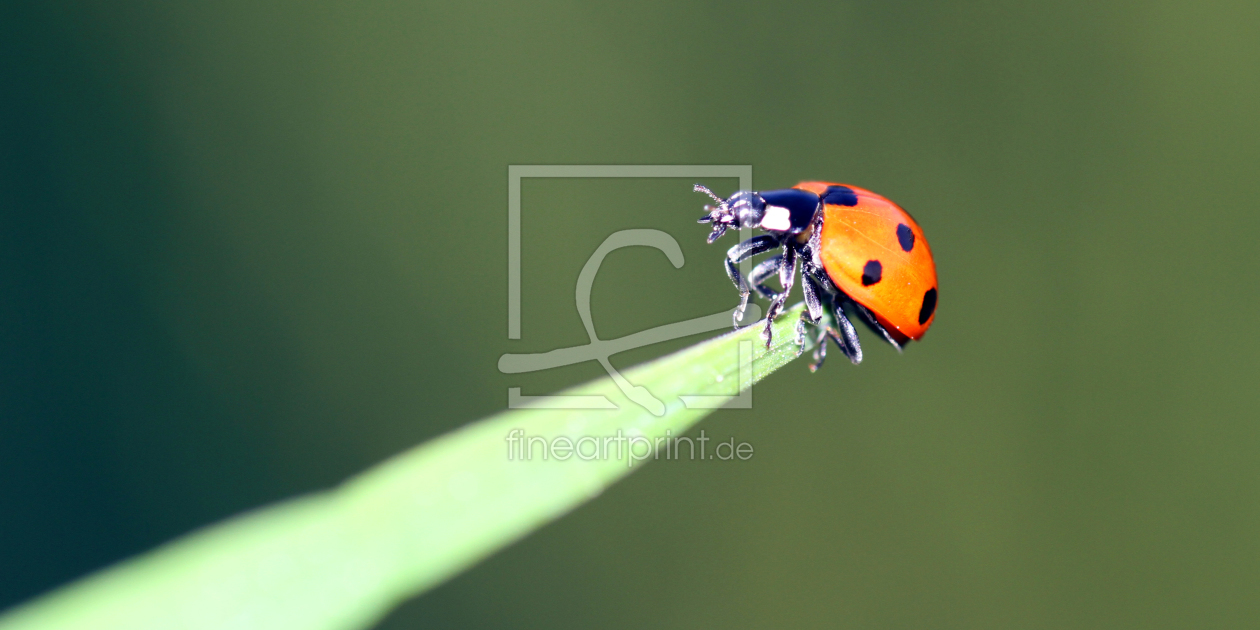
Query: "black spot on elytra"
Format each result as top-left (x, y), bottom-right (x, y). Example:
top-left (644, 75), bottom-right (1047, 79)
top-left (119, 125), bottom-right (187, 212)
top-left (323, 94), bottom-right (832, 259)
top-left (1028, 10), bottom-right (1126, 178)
top-left (861, 260), bottom-right (882, 286)
top-left (897, 223), bottom-right (915, 252)
top-left (822, 186), bottom-right (858, 207)
top-left (918, 288), bottom-right (937, 324)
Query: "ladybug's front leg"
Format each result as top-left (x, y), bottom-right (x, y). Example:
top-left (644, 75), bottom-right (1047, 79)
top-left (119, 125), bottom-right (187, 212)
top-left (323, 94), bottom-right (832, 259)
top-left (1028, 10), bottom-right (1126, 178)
top-left (723, 235), bottom-right (780, 327)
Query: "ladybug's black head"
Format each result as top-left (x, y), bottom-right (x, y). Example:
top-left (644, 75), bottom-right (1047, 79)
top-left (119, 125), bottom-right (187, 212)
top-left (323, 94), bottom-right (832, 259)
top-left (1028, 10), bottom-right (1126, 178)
top-left (695, 185), bottom-right (766, 243)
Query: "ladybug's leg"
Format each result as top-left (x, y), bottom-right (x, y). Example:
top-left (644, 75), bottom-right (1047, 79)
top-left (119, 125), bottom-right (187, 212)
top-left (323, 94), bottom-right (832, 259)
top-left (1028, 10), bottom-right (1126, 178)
top-left (748, 255), bottom-right (783, 300)
top-left (801, 275), bottom-right (825, 322)
top-left (761, 243), bottom-right (799, 348)
top-left (848, 300), bottom-right (904, 352)
top-left (723, 235), bottom-right (780, 326)
top-left (795, 275), bottom-right (827, 347)
top-left (826, 297), bottom-right (864, 365)
top-left (807, 323), bottom-right (831, 372)
top-left (792, 249), bottom-right (830, 347)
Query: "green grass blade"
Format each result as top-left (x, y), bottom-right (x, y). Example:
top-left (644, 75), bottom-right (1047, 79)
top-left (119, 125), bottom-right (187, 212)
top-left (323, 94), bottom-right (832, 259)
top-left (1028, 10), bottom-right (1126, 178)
top-left (0, 304), bottom-right (811, 630)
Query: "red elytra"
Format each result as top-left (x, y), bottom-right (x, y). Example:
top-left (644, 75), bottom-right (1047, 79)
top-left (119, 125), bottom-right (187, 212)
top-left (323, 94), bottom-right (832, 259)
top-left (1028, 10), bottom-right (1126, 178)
top-left (793, 181), bottom-right (937, 343)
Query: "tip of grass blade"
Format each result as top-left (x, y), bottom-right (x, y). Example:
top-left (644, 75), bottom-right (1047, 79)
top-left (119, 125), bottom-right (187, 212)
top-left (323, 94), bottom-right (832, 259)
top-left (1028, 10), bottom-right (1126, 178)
top-left (0, 304), bottom-right (815, 630)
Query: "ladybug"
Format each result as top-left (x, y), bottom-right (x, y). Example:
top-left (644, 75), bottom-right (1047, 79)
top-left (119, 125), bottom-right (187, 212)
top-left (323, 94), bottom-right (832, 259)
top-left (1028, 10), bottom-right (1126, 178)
top-left (695, 181), bottom-right (937, 371)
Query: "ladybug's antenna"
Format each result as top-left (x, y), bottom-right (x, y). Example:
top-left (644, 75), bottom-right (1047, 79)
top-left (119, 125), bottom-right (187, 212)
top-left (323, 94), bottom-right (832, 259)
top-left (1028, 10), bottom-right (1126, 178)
top-left (693, 184), bottom-right (725, 207)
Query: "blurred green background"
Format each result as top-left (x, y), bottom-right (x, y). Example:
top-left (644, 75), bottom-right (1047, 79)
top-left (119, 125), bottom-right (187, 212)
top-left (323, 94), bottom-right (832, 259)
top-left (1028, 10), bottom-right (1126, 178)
top-left (3, 0), bottom-right (1260, 628)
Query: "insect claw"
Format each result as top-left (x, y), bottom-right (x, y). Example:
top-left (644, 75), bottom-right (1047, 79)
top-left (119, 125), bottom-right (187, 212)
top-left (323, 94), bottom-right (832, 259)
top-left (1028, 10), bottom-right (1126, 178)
top-left (732, 292), bottom-right (750, 328)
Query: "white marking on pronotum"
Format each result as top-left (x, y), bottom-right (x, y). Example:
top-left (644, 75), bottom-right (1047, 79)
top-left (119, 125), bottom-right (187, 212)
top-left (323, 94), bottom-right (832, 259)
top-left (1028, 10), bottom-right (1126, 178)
top-left (760, 205), bottom-right (792, 231)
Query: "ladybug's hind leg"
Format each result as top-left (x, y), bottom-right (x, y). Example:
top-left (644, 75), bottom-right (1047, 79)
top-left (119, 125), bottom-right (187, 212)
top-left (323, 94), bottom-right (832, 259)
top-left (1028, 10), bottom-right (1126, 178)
top-left (807, 322), bottom-right (831, 372)
top-left (847, 300), bottom-right (904, 353)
